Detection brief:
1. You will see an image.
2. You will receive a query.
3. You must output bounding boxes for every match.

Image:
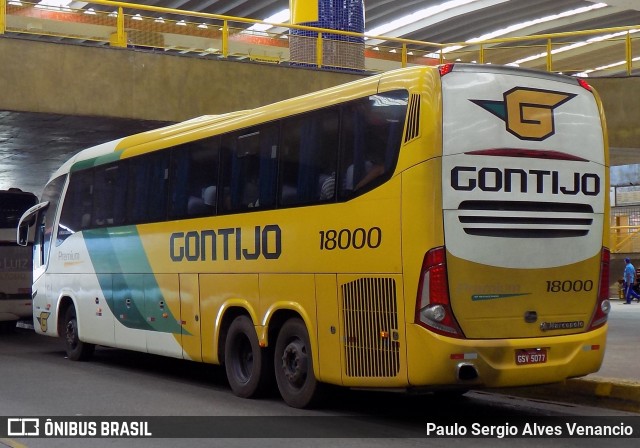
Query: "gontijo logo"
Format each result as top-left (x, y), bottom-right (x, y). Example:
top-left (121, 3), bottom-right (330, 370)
top-left (471, 87), bottom-right (577, 141)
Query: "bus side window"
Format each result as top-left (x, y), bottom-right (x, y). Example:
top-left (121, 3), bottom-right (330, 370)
top-left (127, 152), bottom-right (169, 224)
top-left (279, 108), bottom-right (338, 206)
top-left (169, 137), bottom-right (220, 219)
top-left (220, 125), bottom-right (278, 213)
top-left (338, 91), bottom-right (408, 199)
top-left (93, 162), bottom-right (127, 227)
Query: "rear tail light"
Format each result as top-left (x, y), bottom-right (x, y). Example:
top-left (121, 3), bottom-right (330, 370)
top-left (588, 247), bottom-right (610, 331)
top-left (438, 63), bottom-right (455, 77)
top-left (415, 246), bottom-right (464, 338)
top-left (577, 78), bottom-right (593, 92)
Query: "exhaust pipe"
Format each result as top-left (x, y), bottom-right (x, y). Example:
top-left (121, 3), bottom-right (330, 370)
top-left (456, 363), bottom-right (479, 381)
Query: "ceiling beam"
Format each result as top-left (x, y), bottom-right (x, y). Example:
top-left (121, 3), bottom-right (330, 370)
top-left (586, 0), bottom-right (640, 11)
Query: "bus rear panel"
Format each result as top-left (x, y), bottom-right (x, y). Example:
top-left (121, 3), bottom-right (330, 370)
top-left (410, 64), bottom-right (608, 388)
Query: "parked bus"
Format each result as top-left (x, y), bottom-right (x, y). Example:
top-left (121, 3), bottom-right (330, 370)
top-left (1, 188), bottom-right (37, 330)
top-left (18, 64), bottom-right (609, 407)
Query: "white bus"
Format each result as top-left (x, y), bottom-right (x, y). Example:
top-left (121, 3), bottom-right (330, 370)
top-left (1, 188), bottom-right (37, 330)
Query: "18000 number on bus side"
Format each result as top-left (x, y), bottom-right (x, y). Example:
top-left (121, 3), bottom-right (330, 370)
top-left (319, 227), bottom-right (382, 251)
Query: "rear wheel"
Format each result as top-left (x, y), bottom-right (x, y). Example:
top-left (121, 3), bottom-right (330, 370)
top-left (274, 318), bottom-right (319, 408)
top-left (224, 315), bottom-right (268, 398)
top-left (63, 306), bottom-right (95, 361)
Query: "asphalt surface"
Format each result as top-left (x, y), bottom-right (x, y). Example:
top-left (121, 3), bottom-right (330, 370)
top-left (5, 296), bottom-right (639, 414)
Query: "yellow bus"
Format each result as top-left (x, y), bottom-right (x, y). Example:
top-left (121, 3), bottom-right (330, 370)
top-left (18, 64), bottom-right (610, 408)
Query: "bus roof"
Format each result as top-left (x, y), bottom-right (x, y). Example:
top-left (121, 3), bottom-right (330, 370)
top-left (49, 66), bottom-right (437, 181)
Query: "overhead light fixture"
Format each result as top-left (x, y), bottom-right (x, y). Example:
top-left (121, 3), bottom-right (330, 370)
top-left (576, 55), bottom-right (640, 77)
top-left (132, 14), bottom-right (143, 21)
top-left (155, 17), bottom-right (165, 24)
top-left (8, 1), bottom-right (24, 6)
top-left (35, 0), bottom-right (72, 10)
top-left (367, 0), bottom-right (479, 37)
top-left (467, 3), bottom-right (607, 43)
top-left (246, 9), bottom-right (290, 33)
top-left (177, 20), bottom-right (187, 27)
top-left (84, 8), bottom-right (96, 15)
top-left (511, 29), bottom-right (640, 65)
top-left (198, 23), bottom-right (209, 29)
top-left (367, 1), bottom-right (608, 57)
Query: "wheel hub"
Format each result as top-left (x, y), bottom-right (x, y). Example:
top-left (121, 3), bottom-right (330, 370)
top-left (281, 340), bottom-right (307, 386)
top-left (65, 321), bottom-right (77, 348)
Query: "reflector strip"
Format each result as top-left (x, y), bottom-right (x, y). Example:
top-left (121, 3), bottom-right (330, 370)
top-left (582, 344), bottom-right (601, 351)
top-left (450, 353), bottom-right (478, 360)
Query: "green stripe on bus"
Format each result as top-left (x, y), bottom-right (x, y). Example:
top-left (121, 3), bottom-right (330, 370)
top-left (70, 149), bottom-right (125, 172)
top-left (84, 227), bottom-right (186, 335)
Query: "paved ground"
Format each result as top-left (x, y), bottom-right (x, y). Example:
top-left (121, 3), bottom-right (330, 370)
top-left (498, 298), bottom-right (640, 412)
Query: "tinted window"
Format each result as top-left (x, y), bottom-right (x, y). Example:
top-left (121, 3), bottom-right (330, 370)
top-left (219, 124), bottom-right (279, 213)
top-left (51, 90), bottom-right (409, 236)
top-left (170, 137), bottom-right (220, 219)
top-left (279, 108), bottom-right (339, 206)
top-left (127, 152), bottom-right (169, 224)
top-left (338, 91), bottom-right (408, 199)
top-left (0, 190), bottom-right (37, 228)
top-left (94, 162), bottom-right (128, 227)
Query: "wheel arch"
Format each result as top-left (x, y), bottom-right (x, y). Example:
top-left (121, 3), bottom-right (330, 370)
top-left (56, 294), bottom-right (76, 338)
top-left (215, 302), bottom-right (257, 366)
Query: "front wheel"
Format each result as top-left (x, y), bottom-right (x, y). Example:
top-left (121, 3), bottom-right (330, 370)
top-left (224, 315), bottom-right (269, 398)
top-left (63, 306), bottom-right (95, 361)
top-left (274, 318), bottom-right (319, 408)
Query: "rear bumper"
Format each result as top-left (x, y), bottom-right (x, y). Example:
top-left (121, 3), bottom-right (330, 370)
top-left (406, 323), bottom-right (607, 388)
top-left (0, 298), bottom-right (33, 321)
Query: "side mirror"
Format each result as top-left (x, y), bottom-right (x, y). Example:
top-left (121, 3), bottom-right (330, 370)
top-left (17, 201), bottom-right (49, 247)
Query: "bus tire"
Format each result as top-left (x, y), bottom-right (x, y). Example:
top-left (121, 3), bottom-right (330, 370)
top-left (224, 315), bottom-right (266, 398)
top-left (63, 306), bottom-right (95, 361)
top-left (274, 318), bottom-right (318, 408)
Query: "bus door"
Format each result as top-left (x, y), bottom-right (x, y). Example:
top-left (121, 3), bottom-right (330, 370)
top-left (18, 176), bottom-right (68, 333)
top-left (17, 201), bottom-right (55, 332)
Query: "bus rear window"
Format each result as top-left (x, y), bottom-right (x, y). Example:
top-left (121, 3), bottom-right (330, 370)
top-left (0, 190), bottom-right (38, 228)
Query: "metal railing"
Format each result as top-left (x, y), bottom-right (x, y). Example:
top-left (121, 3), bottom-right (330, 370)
top-left (611, 225), bottom-right (640, 254)
top-left (1, 0), bottom-right (640, 75)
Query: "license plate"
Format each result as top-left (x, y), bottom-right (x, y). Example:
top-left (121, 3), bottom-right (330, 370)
top-left (515, 348), bottom-right (547, 365)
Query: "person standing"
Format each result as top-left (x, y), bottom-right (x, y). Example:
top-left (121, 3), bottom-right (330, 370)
top-left (623, 257), bottom-right (640, 304)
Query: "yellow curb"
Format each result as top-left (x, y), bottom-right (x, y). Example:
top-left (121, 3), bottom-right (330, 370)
top-left (493, 377), bottom-right (640, 413)
top-left (0, 439), bottom-right (28, 448)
